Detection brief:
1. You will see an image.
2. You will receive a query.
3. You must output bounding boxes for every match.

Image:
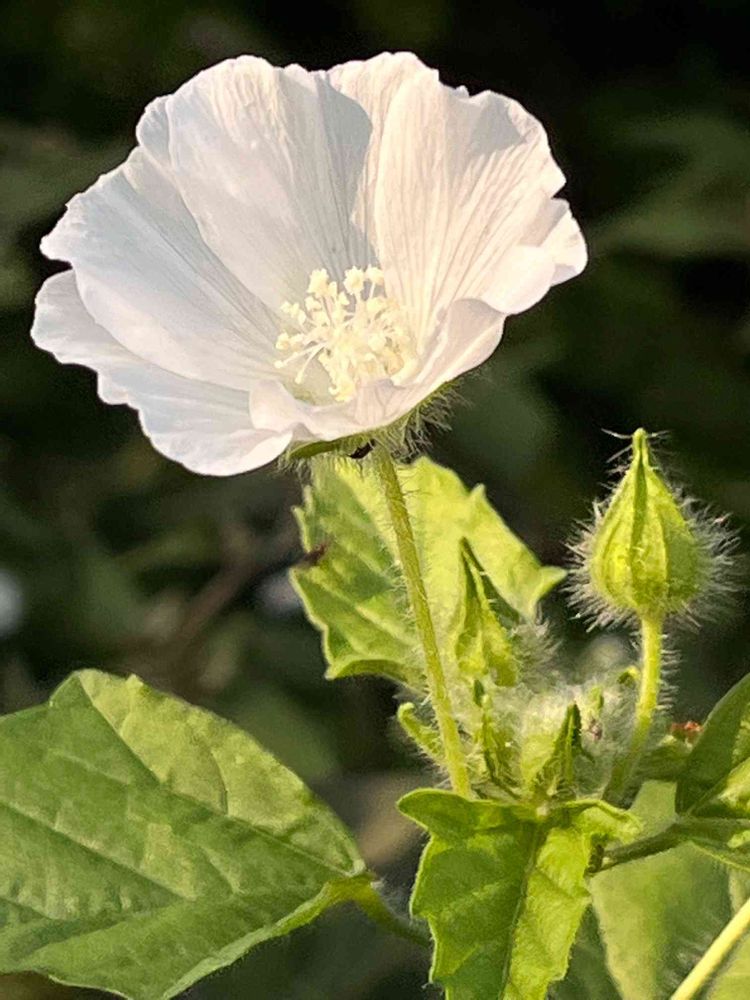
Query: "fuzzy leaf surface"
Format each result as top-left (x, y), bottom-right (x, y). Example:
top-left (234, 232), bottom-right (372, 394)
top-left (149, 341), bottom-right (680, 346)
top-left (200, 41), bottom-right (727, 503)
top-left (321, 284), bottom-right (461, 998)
top-left (292, 456), bottom-right (564, 686)
top-left (0, 670), bottom-right (370, 1000)
top-left (399, 789), bottom-right (634, 1000)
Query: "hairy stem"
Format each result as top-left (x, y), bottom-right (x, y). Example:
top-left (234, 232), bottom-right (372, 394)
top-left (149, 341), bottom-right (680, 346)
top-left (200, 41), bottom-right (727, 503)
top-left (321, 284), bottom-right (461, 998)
top-left (607, 614), bottom-right (664, 803)
top-left (597, 826), bottom-right (680, 871)
top-left (372, 445), bottom-right (472, 798)
top-left (670, 894), bottom-right (750, 1000)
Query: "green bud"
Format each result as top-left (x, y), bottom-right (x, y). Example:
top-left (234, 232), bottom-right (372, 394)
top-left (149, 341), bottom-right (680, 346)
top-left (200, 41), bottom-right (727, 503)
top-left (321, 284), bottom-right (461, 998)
top-left (587, 429), bottom-right (704, 619)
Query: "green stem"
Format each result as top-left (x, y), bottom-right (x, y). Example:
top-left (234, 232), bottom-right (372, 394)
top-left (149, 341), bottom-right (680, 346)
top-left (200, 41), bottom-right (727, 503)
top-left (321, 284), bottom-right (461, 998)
top-left (371, 445), bottom-right (472, 798)
top-left (598, 825), bottom-right (680, 871)
top-left (356, 881), bottom-right (430, 948)
top-left (606, 614), bottom-right (664, 803)
top-left (671, 894), bottom-right (750, 1000)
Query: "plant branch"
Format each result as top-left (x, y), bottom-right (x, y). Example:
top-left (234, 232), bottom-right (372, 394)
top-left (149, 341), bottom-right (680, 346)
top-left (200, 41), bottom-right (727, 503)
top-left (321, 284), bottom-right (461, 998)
top-left (597, 825), bottom-right (680, 871)
top-left (670, 894), bottom-right (750, 999)
top-left (371, 445), bottom-right (472, 798)
top-left (356, 881), bottom-right (431, 948)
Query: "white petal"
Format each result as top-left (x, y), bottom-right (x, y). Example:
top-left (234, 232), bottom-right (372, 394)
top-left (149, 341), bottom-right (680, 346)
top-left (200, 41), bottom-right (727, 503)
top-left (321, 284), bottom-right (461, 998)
top-left (373, 73), bottom-right (586, 341)
top-left (486, 198), bottom-right (587, 314)
top-left (41, 98), bottom-right (279, 390)
top-left (409, 298), bottom-right (506, 390)
top-left (326, 52), bottom-right (437, 240)
top-left (246, 297), bottom-right (508, 443)
top-left (32, 272), bottom-right (290, 475)
top-left (164, 56), bottom-right (374, 308)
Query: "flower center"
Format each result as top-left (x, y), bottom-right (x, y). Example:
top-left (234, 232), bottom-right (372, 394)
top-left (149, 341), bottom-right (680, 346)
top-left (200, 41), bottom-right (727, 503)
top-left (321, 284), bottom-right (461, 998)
top-left (275, 267), bottom-right (415, 403)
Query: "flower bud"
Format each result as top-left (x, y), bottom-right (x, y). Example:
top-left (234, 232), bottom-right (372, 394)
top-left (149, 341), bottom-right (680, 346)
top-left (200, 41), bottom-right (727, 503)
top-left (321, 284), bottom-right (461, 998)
top-left (586, 429), bottom-right (705, 620)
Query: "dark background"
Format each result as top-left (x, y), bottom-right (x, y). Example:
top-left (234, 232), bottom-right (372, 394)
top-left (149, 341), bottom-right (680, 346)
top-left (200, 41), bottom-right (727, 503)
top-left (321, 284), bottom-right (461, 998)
top-left (1, 1), bottom-right (749, 997)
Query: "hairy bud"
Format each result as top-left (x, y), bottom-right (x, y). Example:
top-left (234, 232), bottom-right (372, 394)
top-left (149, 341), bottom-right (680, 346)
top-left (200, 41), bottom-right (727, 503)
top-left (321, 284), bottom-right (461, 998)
top-left (585, 429), bottom-right (705, 620)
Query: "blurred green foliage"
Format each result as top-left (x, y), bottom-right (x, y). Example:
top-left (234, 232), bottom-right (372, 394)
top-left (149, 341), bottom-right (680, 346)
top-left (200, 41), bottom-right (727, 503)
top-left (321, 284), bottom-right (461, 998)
top-left (0, 1), bottom-right (748, 996)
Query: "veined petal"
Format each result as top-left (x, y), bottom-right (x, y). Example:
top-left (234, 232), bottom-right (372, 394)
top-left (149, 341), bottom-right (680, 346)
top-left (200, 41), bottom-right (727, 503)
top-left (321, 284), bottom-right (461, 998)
top-left (326, 52), bottom-right (437, 241)
top-left (32, 272), bottom-right (290, 475)
top-left (249, 367), bottom-right (449, 442)
top-left (373, 72), bottom-right (586, 345)
top-left (41, 99), bottom-right (279, 390)
top-left (164, 56), bottom-right (374, 309)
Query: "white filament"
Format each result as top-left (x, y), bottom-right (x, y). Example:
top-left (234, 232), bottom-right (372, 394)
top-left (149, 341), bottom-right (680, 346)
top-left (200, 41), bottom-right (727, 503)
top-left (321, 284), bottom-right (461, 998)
top-left (275, 267), bottom-right (415, 402)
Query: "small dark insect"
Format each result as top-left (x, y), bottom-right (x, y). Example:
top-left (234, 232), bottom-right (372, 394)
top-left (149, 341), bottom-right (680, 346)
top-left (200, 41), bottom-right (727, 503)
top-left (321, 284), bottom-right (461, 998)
top-left (349, 441), bottom-right (374, 460)
top-left (297, 542), bottom-right (329, 568)
top-left (587, 719), bottom-right (603, 742)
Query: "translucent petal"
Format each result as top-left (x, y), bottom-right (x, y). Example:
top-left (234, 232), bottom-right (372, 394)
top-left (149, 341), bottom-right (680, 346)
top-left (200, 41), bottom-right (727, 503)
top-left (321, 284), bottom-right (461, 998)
top-left (32, 272), bottom-right (290, 475)
top-left (41, 99), bottom-right (279, 389)
top-left (164, 57), bottom-right (374, 309)
top-left (373, 72), bottom-right (586, 343)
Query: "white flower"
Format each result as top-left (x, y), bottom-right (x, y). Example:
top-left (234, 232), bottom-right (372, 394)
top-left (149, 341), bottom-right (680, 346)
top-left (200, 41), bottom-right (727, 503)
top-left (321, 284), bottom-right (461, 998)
top-left (32, 52), bottom-right (586, 475)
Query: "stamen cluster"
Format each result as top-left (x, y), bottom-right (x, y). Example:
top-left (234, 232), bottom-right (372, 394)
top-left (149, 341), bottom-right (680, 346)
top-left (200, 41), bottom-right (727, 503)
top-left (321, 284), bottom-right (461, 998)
top-left (275, 267), bottom-right (415, 402)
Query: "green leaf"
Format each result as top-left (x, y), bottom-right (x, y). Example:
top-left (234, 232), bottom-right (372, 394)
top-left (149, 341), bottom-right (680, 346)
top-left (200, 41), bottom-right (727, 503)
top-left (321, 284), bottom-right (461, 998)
top-left (640, 733), bottom-right (694, 783)
top-left (396, 702), bottom-right (442, 762)
top-left (292, 456), bottom-right (564, 686)
top-left (676, 673), bottom-right (750, 819)
top-left (398, 789), bottom-right (633, 1000)
top-left (456, 541), bottom-right (519, 687)
top-left (0, 670), bottom-right (371, 1000)
top-left (530, 702), bottom-right (581, 801)
top-left (592, 782), bottom-right (745, 1000)
top-left (552, 908), bottom-right (622, 1000)
top-left (673, 816), bottom-right (750, 872)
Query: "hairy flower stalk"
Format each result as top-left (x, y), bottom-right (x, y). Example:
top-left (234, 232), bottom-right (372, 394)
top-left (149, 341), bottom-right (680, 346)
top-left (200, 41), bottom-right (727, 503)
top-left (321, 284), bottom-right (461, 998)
top-left (582, 429), bottom-right (706, 801)
top-left (606, 613), bottom-right (664, 802)
top-left (372, 445), bottom-right (472, 797)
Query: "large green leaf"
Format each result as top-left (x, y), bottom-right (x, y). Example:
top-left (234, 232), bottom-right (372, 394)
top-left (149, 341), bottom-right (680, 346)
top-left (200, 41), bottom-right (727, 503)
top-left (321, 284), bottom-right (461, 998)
top-left (676, 673), bottom-right (750, 818)
top-left (0, 670), bottom-right (372, 1000)
top-left (398, 789), bottom-right (635, 1000)
top-left (592, 782), bottom-right (748, 1000)
top-left (292, 456), bottom-right (564, 686)
top-left (552, 908), bottom-right (622, 1000)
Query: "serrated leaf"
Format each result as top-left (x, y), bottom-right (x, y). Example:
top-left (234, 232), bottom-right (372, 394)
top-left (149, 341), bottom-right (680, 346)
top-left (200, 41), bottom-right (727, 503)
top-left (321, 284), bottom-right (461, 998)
top-left (398, 789), bottom-right (633, 1000)
top-left (292, 456), bottom-right (564, 686)
top-left (592, 781), bottom-right (747, 1000)
top-left (0, 670), bottom-right (371, 1000)
top-left (531, 702), bottom-right (581, 801)
top-left (676, 673), bottom-right (750, 819)
top-left (552, 907), bottom-right (622, 1000)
